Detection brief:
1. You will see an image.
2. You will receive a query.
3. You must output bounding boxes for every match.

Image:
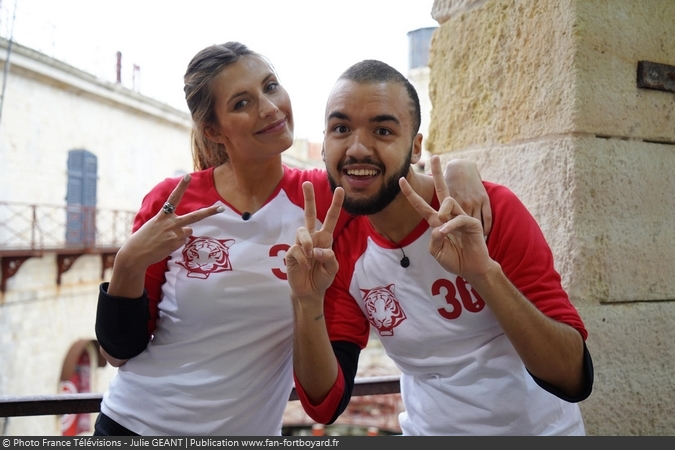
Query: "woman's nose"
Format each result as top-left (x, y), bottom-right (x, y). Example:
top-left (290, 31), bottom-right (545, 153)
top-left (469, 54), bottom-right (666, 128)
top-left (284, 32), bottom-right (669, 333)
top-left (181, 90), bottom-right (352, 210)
top-left (259, 96), bottom-right (279, 118)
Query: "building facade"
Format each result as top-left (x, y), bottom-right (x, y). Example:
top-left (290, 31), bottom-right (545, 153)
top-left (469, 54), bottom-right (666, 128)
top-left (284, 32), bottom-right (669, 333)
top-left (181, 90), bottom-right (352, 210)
top-left (0, 36), bottom-right (198, 435)
top-left (0, 37), bottom-right (322, 435)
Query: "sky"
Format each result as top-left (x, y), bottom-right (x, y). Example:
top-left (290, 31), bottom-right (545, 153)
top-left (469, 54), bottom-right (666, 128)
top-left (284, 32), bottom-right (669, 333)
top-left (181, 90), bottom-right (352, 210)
top-left (4, 0), bottom-right (438, 141)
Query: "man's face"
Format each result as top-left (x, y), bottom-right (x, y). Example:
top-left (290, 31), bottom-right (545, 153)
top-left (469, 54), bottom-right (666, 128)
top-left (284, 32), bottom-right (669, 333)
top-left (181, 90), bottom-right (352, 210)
top-left (323, 79), bottom-right (422, 216)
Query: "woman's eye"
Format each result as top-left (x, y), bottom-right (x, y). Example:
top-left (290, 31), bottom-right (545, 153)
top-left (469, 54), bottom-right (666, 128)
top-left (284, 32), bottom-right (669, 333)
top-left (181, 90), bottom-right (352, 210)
top-left (265, 82), bottom-right (279, 93)
top-left (234, 99), bottom-right (249, 110)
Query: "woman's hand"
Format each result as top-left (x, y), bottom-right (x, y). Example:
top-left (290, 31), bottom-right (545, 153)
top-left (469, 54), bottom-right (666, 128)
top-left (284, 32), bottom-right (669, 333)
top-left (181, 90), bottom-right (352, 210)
top-left (402, 156), bottom-right (495, 280)
top-left (108, 174), bottom-right (224, 298)
top-left (443, 158), bottom-right (492, 237)
top-left (116, 174), bottom-right (224, 272)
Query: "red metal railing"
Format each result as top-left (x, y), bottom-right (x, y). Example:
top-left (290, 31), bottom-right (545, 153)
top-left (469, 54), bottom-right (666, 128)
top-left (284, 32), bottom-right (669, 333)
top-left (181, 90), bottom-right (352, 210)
top-left (0, 204), bottom-right (404, 432)
top-left (0, 202), bottom-right (136, 291)
top-left (0, 201), bottom-right (136, 252)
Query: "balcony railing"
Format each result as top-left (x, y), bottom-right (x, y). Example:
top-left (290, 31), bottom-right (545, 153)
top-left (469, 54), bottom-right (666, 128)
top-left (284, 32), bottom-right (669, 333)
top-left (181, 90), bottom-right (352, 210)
top-left (0, 201), bottom-right (136, 291)
top-left (0, 206), bottom-right (403, 426)
top-left (0, 375), bottom-right (401, 418)
top-left (0, 201), bottom-right (135, 252)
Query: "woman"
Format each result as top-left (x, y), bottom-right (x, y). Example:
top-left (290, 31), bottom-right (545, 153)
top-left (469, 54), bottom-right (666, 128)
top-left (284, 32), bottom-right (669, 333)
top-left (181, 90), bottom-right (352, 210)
top-left (93, 42), bottom-right (490, 436)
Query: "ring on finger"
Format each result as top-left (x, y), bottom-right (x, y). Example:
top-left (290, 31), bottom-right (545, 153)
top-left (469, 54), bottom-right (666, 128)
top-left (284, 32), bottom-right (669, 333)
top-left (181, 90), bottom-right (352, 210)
top-left (162, 201), bottom-right (177, 215)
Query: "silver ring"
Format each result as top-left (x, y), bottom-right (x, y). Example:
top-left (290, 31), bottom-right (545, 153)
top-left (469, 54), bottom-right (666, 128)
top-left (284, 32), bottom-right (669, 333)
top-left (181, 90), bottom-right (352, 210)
top-left (162, 201), bottom-right (176, 215)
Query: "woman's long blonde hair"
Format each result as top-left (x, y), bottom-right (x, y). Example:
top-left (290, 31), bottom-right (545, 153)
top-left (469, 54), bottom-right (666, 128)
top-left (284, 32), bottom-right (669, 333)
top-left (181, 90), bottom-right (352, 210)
top-left (183, 42), bottom-right (256, 171)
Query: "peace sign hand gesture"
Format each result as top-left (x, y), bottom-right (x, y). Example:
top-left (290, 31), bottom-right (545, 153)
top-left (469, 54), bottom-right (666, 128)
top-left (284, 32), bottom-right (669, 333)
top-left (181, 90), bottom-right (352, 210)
top-left (286, 182), bottom-right (344, 302)
top-left (115, 174), bottom-right (224, 274)
top-left (400, 156), bottom-right (495, 283)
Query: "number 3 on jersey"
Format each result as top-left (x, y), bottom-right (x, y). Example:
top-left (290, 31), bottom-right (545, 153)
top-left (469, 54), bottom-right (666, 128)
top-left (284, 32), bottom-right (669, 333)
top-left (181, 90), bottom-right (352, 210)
top-left (432, 277), bottom-right (485, 320)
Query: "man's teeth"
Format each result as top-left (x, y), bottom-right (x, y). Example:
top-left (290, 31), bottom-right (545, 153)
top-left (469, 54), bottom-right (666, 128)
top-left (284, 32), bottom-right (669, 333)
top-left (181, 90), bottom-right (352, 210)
top-left (347, 169), bottom-right (378, 176)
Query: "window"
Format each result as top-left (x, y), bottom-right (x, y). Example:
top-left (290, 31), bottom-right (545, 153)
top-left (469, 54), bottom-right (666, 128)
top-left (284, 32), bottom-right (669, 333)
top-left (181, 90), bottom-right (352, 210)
top-left (66, 150), bottom-right (97, 246)
top-left (59, 340), bottom-right (106, 436)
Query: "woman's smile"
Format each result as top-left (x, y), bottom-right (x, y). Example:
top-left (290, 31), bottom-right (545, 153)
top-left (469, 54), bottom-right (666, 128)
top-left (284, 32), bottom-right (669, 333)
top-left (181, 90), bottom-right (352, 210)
top-left (256, 118), bottom-right (288, 135)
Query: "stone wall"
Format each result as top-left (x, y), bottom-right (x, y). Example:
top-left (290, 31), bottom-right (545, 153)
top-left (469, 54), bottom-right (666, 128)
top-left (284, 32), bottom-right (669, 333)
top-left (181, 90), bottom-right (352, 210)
top-left (428, 0), bottom-right (675, 435)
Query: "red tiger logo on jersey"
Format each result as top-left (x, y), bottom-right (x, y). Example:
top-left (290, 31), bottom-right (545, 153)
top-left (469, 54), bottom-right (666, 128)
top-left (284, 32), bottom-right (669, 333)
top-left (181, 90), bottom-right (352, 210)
top-left (177, 236), bottom-right (235, 279)
top-left (361, 284), bottom-right (406, 336)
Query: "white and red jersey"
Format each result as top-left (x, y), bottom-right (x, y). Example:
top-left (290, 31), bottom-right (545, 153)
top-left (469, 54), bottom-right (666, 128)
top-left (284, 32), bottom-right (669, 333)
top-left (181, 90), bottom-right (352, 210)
top-left (324, 181), bottom-right (588, 435)
top-left (101, 166), bottom-right (348, 436)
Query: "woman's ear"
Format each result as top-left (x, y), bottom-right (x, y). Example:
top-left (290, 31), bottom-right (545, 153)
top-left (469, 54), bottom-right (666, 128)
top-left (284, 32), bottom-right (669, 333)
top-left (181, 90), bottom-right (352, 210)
top-left (203, 124), bottom-right (221, 143)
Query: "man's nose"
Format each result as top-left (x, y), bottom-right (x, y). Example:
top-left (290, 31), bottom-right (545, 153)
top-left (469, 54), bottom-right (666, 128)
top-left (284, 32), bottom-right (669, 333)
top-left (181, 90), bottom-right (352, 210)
top-left (345, 130), bottom-right (372, 158)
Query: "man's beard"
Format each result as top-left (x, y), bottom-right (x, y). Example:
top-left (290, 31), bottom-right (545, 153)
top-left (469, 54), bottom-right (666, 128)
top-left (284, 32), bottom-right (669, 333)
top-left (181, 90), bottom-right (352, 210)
top-left (327, 149), bottom-right (413, 216)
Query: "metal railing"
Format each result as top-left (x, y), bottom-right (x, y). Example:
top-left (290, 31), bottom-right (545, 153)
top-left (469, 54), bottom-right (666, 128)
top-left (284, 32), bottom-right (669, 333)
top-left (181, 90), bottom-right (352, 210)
top-left (0, 205), bottom-right (403, 421)
top-left (0, 201), bottom-right (135, 252)
top-left (0, 376), bottom-right (401, 418)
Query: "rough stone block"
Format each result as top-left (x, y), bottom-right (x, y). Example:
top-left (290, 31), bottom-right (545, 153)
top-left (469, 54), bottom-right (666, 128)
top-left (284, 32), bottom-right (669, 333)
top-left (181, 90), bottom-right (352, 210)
top-left (428, 0), bottom-right (675, 153)
top-left (428, 0), bottom-right (577, 152)
top-left (575, 0), bottom-right (675, 142)
top-left (579, 302), bottom-right (675, 435)
top-left (439, 136), bottom-right (675, 305)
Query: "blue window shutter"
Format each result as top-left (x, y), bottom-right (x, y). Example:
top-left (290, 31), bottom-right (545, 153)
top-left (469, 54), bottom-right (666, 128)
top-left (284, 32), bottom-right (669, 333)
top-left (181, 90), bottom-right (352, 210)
top-left (66, 150), bottom-right (98, 245)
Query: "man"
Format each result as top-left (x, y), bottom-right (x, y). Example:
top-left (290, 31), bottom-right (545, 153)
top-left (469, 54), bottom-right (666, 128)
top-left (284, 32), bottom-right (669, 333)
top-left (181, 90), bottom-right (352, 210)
top-left (285, 60), bottom-right (593, 435)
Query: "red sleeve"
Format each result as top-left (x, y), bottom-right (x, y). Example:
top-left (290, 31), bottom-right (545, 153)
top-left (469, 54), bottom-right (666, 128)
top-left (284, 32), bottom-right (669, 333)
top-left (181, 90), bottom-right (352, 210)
top-left (324, 217), bottom-right (372, 347)
top-left (293, 365), bottom-right (346, 424)
top-left (293, 218), bottom-right (371, 422)
top-left (485, 182), bottom-right (588, 340)
top-left (283, 166), bottom-right (353, 238)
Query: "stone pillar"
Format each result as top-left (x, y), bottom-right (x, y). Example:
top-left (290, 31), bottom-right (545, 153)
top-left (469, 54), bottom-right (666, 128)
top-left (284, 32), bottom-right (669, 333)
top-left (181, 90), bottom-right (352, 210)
top-left (428, 0), bottom-right (675, 435)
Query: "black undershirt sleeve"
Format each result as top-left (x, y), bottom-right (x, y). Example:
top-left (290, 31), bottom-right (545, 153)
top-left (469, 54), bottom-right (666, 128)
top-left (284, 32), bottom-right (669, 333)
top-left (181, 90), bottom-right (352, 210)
top-left (327, 340), bottom-right (362, 424)
top-left (529, 341), bottom-right (594, 403)
top-left (95, 282), bottom-right (151, 360)
top-left (330, 340), bottom-right (593, 415)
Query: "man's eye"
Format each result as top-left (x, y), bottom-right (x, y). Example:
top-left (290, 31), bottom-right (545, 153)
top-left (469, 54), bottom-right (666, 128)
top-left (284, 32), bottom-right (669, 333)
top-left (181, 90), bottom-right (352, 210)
top-left (334, 125), bottom-right (349, 133)
top-left (376, 128), bottom-right (392, 136)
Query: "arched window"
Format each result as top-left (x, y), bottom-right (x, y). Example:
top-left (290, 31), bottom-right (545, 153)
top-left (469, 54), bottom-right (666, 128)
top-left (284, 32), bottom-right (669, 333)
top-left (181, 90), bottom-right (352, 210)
top-left (66, 149), bottom-right (98, 246)
top-left (59, 340), bottom-right (106, 436)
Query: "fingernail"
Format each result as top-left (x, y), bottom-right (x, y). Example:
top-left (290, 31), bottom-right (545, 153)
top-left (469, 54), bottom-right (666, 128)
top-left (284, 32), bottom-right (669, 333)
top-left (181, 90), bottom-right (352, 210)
top-left (216, 206), bottom-right (225, 213)
top-left (183, 173), bottom-right (191, 182)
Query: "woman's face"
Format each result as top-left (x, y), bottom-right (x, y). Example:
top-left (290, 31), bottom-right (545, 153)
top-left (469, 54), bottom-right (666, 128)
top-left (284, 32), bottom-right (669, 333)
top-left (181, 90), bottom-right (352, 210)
top-left (206, 55), bottom-right (294, 162)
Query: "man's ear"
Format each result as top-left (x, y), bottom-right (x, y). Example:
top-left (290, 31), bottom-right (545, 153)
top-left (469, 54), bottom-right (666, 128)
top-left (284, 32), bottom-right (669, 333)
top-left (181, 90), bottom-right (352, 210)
top-left (321, 144), bottom-right (326, 162)
top-left (410, 133), bottom-right (423, 165)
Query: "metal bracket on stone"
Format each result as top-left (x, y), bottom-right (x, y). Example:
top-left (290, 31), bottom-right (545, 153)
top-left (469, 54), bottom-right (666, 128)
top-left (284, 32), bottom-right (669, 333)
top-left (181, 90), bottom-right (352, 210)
top-left (637, 60), bottom-right (675, 93)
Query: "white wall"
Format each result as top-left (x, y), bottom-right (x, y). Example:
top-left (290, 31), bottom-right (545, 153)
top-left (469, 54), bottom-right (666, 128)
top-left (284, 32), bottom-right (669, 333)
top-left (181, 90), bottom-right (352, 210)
top-left (0, 38), bottom-right (192, 435)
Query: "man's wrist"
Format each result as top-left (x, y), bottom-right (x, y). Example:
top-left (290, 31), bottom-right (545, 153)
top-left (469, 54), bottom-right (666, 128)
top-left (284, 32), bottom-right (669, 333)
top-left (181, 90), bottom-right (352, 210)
top-left (465, 260), bottom-right (503, 290)
top-left (291, 293), bottom-right (325, 318)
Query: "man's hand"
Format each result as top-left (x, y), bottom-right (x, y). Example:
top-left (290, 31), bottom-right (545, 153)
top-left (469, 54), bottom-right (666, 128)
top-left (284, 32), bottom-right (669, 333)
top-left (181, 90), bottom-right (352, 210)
top-left (287, 183), bottom-right (345, 407)
top-left (401, 156), bottom-right (495, 282)
top-left (286, 182), bottom-right (344, 300)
